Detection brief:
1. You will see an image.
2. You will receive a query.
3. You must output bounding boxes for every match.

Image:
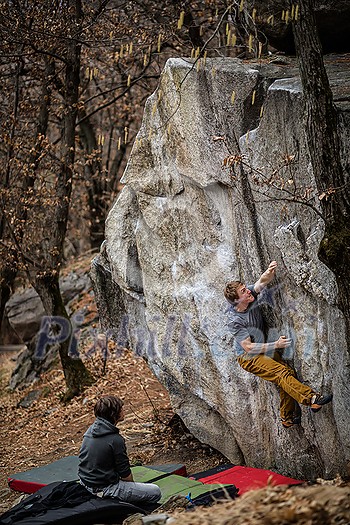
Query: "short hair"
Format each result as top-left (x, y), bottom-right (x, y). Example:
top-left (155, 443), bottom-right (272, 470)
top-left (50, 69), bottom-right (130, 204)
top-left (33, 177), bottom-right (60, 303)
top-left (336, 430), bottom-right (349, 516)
top-left (224, 280), bottom-right (243, 304)
top-left (94, 396), bottom-right (124, 424)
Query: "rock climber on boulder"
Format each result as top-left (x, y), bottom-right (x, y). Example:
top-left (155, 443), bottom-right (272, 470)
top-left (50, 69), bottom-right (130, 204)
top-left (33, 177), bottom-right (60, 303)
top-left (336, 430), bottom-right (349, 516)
top-left (224, 261), bottom-right (333, 428)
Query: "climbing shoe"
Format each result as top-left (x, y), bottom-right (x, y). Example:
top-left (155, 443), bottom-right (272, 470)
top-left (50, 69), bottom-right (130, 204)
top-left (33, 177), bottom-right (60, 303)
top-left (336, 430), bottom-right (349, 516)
top-left (281, 415), bottom-right (301, 428)
top-left (311, 393), bottom-right (333, 412)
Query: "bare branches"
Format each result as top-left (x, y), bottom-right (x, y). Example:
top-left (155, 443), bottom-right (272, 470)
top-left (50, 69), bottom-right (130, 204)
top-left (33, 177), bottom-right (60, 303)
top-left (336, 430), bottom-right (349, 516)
top-left (78, 71), bottom-right (160, 125)
top-left (220, 137), bottom-right (327, 221)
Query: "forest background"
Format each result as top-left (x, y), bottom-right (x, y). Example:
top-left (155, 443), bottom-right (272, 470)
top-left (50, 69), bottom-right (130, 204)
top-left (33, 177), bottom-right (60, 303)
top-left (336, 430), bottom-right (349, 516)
top-left (1, 0), bottom-right (349, 401)
top-left (0, 0), bottom-right (278, 399)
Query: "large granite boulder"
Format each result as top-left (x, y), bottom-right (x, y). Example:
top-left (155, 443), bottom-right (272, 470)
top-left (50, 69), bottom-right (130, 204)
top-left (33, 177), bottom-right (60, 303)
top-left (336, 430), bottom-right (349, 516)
top-left (243, 1), bottom-right (350, 54)
top-left (91, 56), bottom-right (350, 479)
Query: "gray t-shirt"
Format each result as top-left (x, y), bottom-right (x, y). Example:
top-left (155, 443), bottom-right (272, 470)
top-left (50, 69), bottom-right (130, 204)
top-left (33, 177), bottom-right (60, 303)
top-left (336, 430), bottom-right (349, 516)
top-left (227, 285), bottom-right (266, 356)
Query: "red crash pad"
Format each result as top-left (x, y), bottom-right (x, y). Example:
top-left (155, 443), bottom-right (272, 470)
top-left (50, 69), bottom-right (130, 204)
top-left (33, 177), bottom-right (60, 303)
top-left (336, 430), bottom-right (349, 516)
top-left (194, 465), bottom-right (304, 495)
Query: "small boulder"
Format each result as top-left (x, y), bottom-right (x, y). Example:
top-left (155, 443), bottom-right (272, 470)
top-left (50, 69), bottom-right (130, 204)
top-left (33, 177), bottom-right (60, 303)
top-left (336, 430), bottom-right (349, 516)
top-left (17, 389), bottom-right (42, 408)
top-left (4, 272), bottom-right (91, 344)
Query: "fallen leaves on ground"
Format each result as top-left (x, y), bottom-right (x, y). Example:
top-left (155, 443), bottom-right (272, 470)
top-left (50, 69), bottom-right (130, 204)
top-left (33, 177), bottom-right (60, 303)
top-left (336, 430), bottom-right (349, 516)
top-left (0, 342), bottom-right (226, 514)
top-left (170, 483), bottom-right (350, 525)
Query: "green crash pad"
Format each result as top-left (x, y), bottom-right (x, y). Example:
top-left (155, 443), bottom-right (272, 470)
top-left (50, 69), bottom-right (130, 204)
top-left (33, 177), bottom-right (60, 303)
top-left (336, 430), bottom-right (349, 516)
top-left (131, 466), bottom-right (167, 483)
top-left (153, 474), bottom-right (232, 504)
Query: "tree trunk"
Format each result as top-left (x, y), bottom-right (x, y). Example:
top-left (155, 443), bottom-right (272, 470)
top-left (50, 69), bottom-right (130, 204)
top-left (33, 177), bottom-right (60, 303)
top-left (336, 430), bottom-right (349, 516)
top-left (0, 57), bottom-right (53, 341)
top-left (78, 109), bottom-right (107, 250)
top-left (33, 0), bottom-right (94, 399)
top-left (0, 48), bottom-right (24, 335)
top-left (35, 273), bottom-right (94, 401)
top-left (292, 0), bottom-right (350, 344)
top-left (0, 266), bottom-right (16, 344)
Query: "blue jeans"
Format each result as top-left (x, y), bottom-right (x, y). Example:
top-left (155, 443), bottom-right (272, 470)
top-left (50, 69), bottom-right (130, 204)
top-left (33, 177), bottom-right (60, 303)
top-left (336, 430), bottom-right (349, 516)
top-left (102, 480), bottom-right (161, 504)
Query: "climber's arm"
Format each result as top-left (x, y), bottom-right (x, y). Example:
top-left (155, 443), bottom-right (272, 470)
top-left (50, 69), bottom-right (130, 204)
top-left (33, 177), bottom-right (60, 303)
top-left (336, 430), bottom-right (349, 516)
top-left (240, 335), bottom-right (292, 355)
top-left (254, 261), bottom-right (277, 294)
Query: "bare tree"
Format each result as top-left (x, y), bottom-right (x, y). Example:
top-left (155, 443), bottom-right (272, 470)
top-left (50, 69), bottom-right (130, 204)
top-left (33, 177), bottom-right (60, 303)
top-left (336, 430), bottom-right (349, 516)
top-left (291, 0), bottom-right (350, 342)
top-left (0, 0), bottom-right (97, 399)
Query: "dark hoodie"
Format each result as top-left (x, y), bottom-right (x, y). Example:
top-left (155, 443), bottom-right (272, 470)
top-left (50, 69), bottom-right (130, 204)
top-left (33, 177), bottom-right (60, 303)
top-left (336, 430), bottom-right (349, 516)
top-left (78, 417), bottom-right (131, 489)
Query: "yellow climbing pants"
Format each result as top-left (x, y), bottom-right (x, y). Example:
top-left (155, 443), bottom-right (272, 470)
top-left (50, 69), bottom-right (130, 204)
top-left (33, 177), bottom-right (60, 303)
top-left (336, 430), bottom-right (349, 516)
top-left (237, 351), bottom-right (315, 421)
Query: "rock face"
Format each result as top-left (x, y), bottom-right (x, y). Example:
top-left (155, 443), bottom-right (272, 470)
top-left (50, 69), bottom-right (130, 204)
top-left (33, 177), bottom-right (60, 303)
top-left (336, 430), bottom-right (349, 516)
top-left (91, 56), bottom-right (350, 479)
